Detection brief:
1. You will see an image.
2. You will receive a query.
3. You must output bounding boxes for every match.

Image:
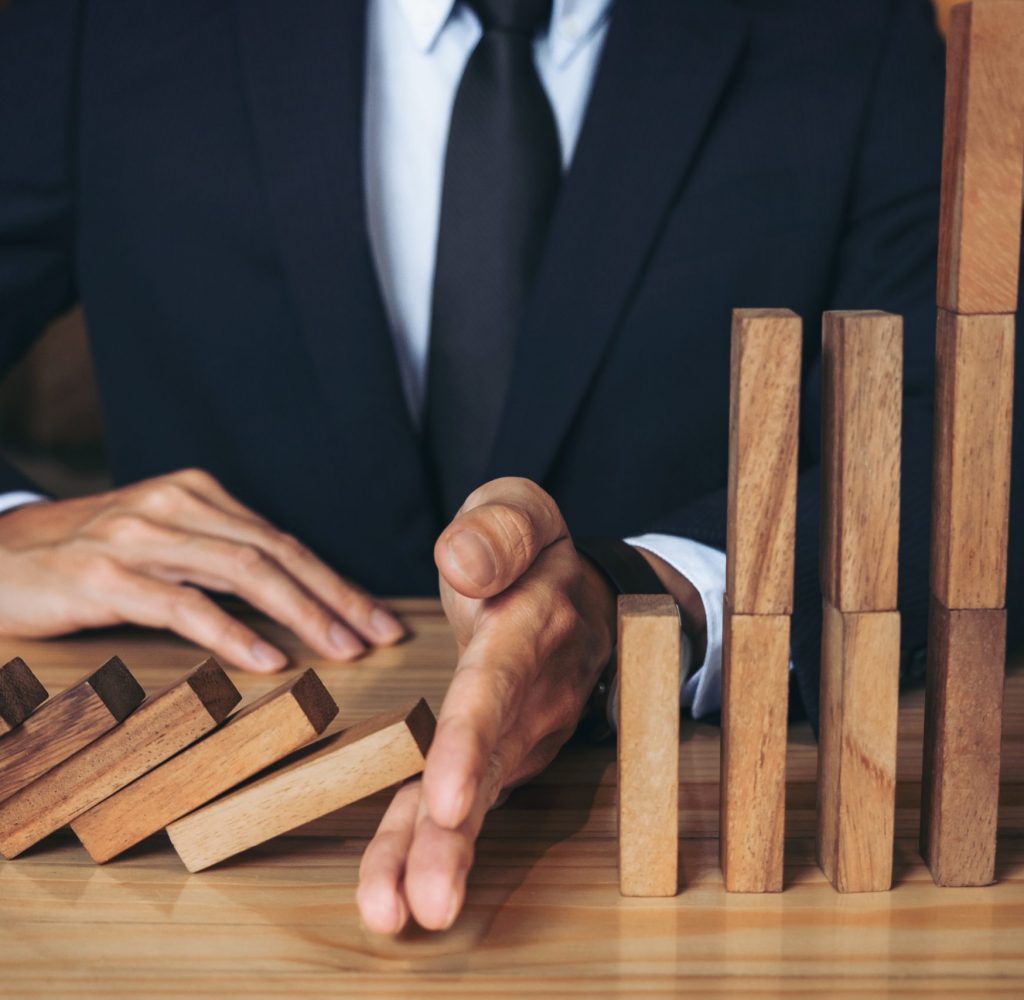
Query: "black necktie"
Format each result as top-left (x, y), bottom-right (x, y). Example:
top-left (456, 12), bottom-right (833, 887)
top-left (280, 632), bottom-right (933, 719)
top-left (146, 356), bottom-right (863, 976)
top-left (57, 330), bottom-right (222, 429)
top-left (425, 0), bottom-right (562, 519)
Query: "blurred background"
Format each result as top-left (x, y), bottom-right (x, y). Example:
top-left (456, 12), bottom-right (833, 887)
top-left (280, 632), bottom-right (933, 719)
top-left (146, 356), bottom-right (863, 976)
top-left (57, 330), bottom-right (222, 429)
top-left (0, 0), bottom-right (988, 500)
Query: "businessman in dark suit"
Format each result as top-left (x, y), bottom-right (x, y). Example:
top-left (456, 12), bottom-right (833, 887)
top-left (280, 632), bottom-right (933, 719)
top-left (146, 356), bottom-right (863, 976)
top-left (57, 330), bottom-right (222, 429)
top-left (3, 0), bottom-right (1009, 934)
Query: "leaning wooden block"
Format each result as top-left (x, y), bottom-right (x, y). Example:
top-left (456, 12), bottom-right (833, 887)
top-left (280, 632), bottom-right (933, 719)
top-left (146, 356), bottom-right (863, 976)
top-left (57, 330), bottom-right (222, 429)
top-left (725, 308), bottom-right (802, 614)
top-left (0, 657), bottom-right (49, 737)
top-left (921, 599), bottom-right (1005, 887)
top-left (167, 699), bottom-right (436, 872)
top-left (931, 310), bottom-right (1014, 609)
top-left (937, 1), bottom-right (1024, 314)
top-left (0, 657), bottom-right (239, 858)
top-left (719, 599), bottom-right (789, 893)
top-left (71, 669), bottom-right (338, 863)
top-left (617, 594), bottom-right (680, 897)
top-left (816, 599), bottom-right (900, 893)
top-left (0, 657), bottom-right (144, 804)
top-left (821, 310), bottom-right (903, 612)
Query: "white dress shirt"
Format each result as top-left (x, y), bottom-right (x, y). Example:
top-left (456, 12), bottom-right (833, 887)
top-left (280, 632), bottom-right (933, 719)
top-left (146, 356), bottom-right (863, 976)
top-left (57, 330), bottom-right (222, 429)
top-left (0, 0), bottom-right (728, 718)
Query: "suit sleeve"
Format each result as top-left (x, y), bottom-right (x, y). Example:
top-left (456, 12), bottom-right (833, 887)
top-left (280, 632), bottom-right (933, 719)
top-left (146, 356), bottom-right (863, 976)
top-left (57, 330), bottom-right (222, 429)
top-left (643, 0), bottom-right (946, 727)
top-left (0, 0), bottom-right (82, 492)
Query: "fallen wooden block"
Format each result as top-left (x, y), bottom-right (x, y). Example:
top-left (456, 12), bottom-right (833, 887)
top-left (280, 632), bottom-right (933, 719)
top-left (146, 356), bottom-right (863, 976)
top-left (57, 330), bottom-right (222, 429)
top-left (816, 599), bottom-right (900, 893)
top-left (167, 699), bottom-right (436, 872)
top-left (820, 310), bottom-right (903, 613)
top-left (930, 310), bottom-right (1014, 609)
top-left (0, 657), bottom-right (239, 858)
top-left (921, 599), bottom-right (1006, 887)
top-left (617, 594), bottom-right (680, 897)
top-left (725, 308), bottom-right (802, 614)
top-left (719, 599), bottom-right (789, 893)
top-left (937, 0), bottom-right (1024, 314)
top-left (72, 669), bottom-right (338, 863)
top-left (0, 657), bottom-right (144, 804)
top-left (0, 657), bottom-right (49, 737)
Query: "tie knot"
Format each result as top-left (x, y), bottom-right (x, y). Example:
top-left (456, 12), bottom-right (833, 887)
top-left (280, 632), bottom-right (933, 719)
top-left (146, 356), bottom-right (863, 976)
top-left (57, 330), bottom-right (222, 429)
top-left (467, 0), bottom-right (553, 35)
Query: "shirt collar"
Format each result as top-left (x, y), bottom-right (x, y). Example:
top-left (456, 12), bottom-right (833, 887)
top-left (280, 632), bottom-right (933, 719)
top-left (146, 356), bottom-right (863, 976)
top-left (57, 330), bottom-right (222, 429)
top-left (395, 0), bottom-right (612, 67)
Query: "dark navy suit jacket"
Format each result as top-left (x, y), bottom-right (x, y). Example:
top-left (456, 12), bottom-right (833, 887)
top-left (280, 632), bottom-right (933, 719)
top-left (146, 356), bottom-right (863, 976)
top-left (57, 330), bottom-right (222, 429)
top-left (1, 0), bottom-right (1020, 723)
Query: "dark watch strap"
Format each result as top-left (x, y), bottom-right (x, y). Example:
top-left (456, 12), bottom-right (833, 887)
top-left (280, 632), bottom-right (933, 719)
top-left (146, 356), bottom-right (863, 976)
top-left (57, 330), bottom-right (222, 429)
top-left (574, 538), bottom-right (669, 743)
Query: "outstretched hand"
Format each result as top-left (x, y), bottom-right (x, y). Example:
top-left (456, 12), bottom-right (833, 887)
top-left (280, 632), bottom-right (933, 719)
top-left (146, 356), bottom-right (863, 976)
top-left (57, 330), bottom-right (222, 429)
top-left (357, 477), bottom-right (617, 933)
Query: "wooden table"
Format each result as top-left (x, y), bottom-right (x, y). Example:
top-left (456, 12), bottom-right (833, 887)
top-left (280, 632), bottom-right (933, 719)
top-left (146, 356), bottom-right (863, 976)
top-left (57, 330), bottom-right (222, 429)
top-left (1, 600), bottom-right (1021, 998)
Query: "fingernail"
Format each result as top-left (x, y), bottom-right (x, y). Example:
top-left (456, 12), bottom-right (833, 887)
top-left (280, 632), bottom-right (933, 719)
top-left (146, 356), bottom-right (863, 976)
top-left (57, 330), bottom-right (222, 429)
top-left (442, 891), bottom-right (460, 930)
top-left (251, 640), bottom-right (286, 672)
top-left (329, 622), bottom-right (365, 659)
top-left (370, 607), bottom-right (405, 644)
top-left (447, 531), bottom-right (497, 588)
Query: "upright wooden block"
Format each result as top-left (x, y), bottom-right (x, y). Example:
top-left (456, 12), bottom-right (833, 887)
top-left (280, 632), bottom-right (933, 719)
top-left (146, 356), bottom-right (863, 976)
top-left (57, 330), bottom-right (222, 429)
top-left (816, 599), bottom-right (900, 893)
top-left (937, 1), bottom-right (1024, 314)
top-left (719, 599), bottom-right (789, 893)
top-left (0, 658), bottom-right (239, 858)
top-left (167, 699), bottom-right (436, 872)
top-left (725, 308), bottom-right (803, 614)
top-left (930, 310), bottom-right (1015, 609)
top-left (617, 594), bottom-right (680, 897)
top-left (0, 658), bottom-right (48, 737)
top-left (0, 657), bottom-right (144, 804)
top-left (71, 669), bottom-right (339, 863)
top-left (821, 310), bottom-right (903, 612)
top-left (920, 599), bottom-right (1006, 886)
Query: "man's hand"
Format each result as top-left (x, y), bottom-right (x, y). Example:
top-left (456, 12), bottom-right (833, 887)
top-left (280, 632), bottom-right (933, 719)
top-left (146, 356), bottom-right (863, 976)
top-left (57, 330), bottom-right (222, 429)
top-left (0, 468), bottom-right (405, 672)
top-left (356, 477), bottom-right (618, 934)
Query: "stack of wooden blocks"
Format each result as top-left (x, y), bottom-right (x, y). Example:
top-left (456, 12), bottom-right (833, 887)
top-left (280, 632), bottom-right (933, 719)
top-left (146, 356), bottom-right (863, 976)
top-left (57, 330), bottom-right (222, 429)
top-left (0, 654), bottom-right (435, 871)
top-left (617, 0), bottom-right (1024, 897)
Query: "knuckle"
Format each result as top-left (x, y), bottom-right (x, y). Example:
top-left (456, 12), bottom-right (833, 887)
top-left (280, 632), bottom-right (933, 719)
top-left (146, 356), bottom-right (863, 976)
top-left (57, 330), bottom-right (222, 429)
top-left (175, 467), bottom-right (218, 488)
top-left (168, 586), bottom-right (209, 623)
top-left (82, 553), bottom-right (127, 588)
top-left (138, 480), bottom-right (189, 516)
top-left (232, 543), bottom-right (269, 574)
top-left (490, 503), bottom-right (537, 564)
top-left (99, 513), bottom-right (154, 546)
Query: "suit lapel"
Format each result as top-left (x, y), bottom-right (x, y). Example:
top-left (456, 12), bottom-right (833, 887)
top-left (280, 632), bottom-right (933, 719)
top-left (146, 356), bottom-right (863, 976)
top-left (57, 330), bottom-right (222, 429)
top-left (487, 0), bottom-right (749, 485)
top-left (233, 0), bottom-right (433, 514)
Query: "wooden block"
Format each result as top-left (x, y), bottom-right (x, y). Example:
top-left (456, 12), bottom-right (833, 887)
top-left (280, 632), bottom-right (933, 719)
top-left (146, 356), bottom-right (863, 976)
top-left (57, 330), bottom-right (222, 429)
top-left (816, 599), bottom-right (900, 893)
top-left (725, 308), bottom-right (802, 614)
top-left (167, 699), bottom-right (436, 872)
top-left (920, 599), bottom-right (1005, 886)
top-left (937, 1), bottom-right (1024, 314)
top-left (71, 669), bottom-right (338, 863)
top-left (719, 599), bottom-right (789, 893)
top-left (0, 657), bottom-right (144, 804)
top-left (617, 594), bottom-right (680, 897)
top-left (930, 309), bottom-right (1014, 609)
top-left (0, 658), bottom-right (48, 737)
top-left (820, 310), bottom-right (903, 612)
top-left (0, 657), bottom-right (239, 858)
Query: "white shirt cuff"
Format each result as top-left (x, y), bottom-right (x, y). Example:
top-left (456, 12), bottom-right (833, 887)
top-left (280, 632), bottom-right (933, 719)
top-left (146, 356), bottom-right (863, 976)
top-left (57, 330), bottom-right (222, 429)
top-left (625, 532), bottom-right (726, 720)
top-left (0, 491), bottom-right (50, 516)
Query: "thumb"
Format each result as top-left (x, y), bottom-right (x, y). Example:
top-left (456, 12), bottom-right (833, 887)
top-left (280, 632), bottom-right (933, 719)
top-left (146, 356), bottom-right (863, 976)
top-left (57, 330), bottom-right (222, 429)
top-left (435, 477), bottom-right (569, 599)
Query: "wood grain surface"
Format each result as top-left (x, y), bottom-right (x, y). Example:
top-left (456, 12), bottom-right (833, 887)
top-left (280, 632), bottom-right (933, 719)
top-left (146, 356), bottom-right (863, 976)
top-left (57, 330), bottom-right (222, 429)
top-left (820, 310), bottom-right (903, 612)
top-left (936, 1), bottom-right (1024, 314)
top-left (167, 698), bottom-right (435, 873)
top-left (0, 658), bottom-right (239, 858)
top-left (71, 669), bottom-right (338, 863)
top-left (0, 657), bottom-right (48, 736)
top-left (0, 601), bottom-right (1021, 999)
top-left (719, 599), bottom-right (789, 892)
top-left (817, 599), bottom-right (900, 893)
top-left (0, 656), bottom-right (144, 804)
top-left (930, 309), bottom-right (1015, 609)
top-left (616, 594), bottom-right (680, 896)
top-left (921, 598), bottom-right (1006, 886)
top-left (725, 308), bottom-right (802, 614)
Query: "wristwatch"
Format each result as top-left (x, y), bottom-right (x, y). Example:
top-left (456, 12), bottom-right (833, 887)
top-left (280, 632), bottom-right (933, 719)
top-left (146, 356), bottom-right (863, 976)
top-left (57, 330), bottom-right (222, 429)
top-left (574, 537), bottom-right (670, 743)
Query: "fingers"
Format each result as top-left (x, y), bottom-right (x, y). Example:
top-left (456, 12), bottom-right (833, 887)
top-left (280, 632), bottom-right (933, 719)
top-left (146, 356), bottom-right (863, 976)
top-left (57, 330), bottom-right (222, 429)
top-left (435, 477), bottom-right (568, 599)
top-left (357, 781), bottom-right (420, 935)
top-left (421, 628), bottom-right (531, 831)
top-left (101, 565), bottom-right (289, 673)
top-left (117, 519), bottom-right (367, 661)
top-left (124, 473), bottom-right (405, 647)
top-left (358, 778), bottom-right (494, 935)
